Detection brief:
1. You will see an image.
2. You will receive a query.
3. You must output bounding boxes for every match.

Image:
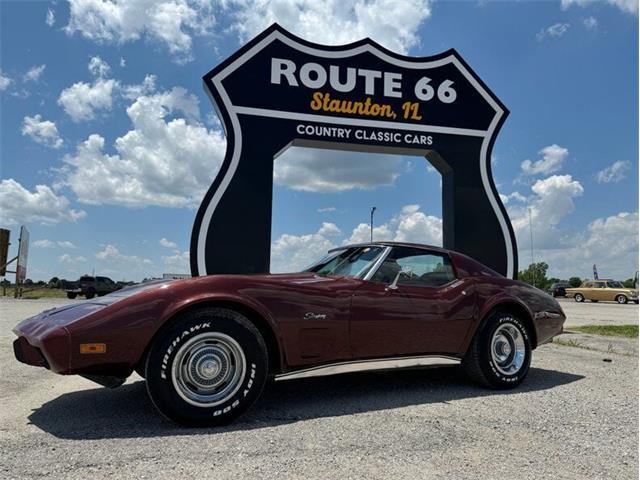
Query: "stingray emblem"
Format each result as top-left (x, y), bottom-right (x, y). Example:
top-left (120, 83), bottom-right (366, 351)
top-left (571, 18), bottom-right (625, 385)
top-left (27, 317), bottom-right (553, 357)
top-left (304, 312), bottom-right (327, 321)
top-left (191, 23), bottom-right (517, 279)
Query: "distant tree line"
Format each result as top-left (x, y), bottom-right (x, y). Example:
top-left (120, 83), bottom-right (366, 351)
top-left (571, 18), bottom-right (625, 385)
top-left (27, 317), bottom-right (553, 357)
top-left (517, 262), bottom-right (637, 291)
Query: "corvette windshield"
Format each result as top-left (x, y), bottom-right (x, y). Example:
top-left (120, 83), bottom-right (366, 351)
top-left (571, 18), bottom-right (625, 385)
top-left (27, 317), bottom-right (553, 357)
top-left (307, 246), bottom-right (385, 278)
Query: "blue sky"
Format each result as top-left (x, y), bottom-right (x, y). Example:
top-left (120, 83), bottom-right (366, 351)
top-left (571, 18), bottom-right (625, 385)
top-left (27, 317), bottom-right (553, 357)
top-left (0, 0), bottom-right (637, 282)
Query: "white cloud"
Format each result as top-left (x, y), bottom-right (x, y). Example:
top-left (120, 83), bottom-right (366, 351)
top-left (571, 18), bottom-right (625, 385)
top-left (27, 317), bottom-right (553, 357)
top-left (57, 241), bottom-right (77, 249)
top-left (271, 225), bottom-right (338, 273)
top-left (275, 147), bottom-right (404, 192)
top-left (61, 87), bottom-right (225, 208)
top-left (59, 56), bottom-right (157, 122)
top-left (96, 244), bottom-right (152, 266)
top-left (33, 239), bottom-right (55, 248)
top-left (22, 114), bottom-right (64, 149)
top-left (0, 179), bottom-right (87, 226)
top-left (0, 69), bottom-right (11, 91)
top-left (162, 250), bottom-right (190, 272)
top-left (595, 160), bottom-right (630, 183)
top-left (88, 55), bottom-right (111, 78)
top-left (317, 222), bottom-right (341, 237)
top-left (120, 57), bottom-right (126, 67)
top-left (33, 239), bottom-right (77, 249)
top-left (392, 204), bottom-right (442, 244)
top-left (318, 207), bottom-right (337, 213)
top-left (583, 16), bottom-right (598, 30)
top-left (229, 0), bottom-right (432, 54)
top-left (65, 0), bottom-right (217, 63)
top-left (46, 8), bottom-right (55, 26)
top-left (23, 64), bottom-right (46, 82)
top-left (530, 211), bottom-right (639, 280)
top-left (58, 78), bottom-right (117, 122)
top-left (536, 22), bottom-right (570, 41)
top-left (500, 192), bottom-right (527, 204)
top-left (520, 144), bottom-right (569, 176)
top-left (561, 0), bottom-right (638, 15)
top-left (59, 254), bottom-right (87, 263)
top-left (159, 237), bottom-right (178, 248)
top-left (508, 174), bottom-right (584, 254)
top-left (120, 74), bottom-right (157, 100)
top-left (271, 204), bottom-right (441, 272)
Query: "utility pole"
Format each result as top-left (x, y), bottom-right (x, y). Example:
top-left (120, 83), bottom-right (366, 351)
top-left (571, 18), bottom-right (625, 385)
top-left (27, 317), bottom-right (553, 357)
top-left (528, 207), bottom-right (535, 287)
top-left (370, 207), bottom-right (377, 242)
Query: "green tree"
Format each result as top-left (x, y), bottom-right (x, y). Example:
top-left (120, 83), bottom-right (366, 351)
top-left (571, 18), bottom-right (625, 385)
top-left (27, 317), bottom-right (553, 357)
top-left (568, 277), bottom-right (583, 288)
top-left (517, 262), bottom-right (549, 290)
top-left (623, 278), bottom-right (636, 288)
top-left (48, 276), bottom-right (60, 288)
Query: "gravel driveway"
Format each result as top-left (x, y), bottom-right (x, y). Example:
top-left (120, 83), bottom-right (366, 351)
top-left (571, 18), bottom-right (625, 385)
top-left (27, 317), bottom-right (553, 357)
top-left (1, 298), bottom-right (638, 479)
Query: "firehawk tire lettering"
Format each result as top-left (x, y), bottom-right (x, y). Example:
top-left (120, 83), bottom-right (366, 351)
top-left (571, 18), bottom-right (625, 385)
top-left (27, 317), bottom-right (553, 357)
top-left (146, 309), bottom-right (268, 426)
top-left (160, 322), bottom-right (211, 379)
top-left (463, 310), bottom-right (532, 390)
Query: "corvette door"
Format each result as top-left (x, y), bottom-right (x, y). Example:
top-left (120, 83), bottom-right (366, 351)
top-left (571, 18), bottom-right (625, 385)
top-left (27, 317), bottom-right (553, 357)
top-left (349, 247), bottom-right (475, 358)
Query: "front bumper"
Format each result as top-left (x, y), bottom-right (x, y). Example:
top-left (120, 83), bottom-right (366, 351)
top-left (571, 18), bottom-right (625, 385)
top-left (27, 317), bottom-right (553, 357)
top-left (13, 319), bottom-right (71, 373)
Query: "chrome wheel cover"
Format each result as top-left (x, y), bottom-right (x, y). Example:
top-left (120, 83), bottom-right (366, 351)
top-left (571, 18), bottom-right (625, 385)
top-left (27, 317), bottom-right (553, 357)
top-left (171, 332), bottom-right (246, 407)
top-left (491, 323), bottom-right (526, 376)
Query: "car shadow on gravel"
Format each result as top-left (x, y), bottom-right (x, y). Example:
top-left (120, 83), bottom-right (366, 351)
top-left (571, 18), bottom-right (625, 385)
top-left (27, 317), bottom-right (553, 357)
top-left (28, 366), bottom-right (583, 440)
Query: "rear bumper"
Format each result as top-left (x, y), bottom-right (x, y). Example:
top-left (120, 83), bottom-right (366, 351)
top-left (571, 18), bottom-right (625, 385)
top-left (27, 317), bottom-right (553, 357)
top-left (534, 311), bottom-right (565, 345)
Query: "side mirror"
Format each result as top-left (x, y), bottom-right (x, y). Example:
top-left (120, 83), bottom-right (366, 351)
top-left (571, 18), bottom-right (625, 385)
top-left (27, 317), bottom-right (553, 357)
top-left (387, 267), bottom-right (413, 290)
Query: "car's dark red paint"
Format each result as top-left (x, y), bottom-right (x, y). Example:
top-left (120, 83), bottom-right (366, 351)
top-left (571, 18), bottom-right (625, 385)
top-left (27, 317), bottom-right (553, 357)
top-left (14, 242), bottom-right (565, 383)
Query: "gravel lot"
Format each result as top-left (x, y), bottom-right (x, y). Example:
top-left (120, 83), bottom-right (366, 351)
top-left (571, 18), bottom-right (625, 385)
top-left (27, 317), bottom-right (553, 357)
top-left (1, 298), bottom-right (638, 479)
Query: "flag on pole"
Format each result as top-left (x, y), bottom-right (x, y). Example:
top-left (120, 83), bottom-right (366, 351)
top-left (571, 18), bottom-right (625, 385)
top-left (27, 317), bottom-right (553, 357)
top-left (593, 264), bottom-right (598, 280)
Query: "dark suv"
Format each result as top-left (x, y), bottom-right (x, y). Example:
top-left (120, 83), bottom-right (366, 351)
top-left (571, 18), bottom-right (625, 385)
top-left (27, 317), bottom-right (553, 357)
top-left (548, 283), bottom-right (569, 298)
top-left (65, 275), bottom-right (121, 299)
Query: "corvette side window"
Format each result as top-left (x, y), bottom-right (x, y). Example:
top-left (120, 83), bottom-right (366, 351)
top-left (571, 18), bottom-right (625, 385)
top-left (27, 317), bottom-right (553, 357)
top-left (371, 247), bottom-right (455, 287)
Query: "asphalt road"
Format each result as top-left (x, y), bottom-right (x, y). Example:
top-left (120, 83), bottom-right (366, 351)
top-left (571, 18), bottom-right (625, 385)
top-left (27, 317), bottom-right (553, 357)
top-left (558, 297), bottom-right (639, 327)
top-left (1, 298), bottom-right (638, 479)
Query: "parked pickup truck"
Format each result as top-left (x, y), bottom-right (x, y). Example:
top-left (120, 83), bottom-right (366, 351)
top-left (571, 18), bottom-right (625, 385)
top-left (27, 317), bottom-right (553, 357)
top-left (65, 275), bottom-right (122, 299)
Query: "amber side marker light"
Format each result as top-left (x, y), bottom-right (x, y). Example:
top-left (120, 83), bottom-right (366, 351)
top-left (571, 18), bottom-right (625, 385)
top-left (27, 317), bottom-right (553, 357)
top-left (80, 343), bottom-right (107, 354)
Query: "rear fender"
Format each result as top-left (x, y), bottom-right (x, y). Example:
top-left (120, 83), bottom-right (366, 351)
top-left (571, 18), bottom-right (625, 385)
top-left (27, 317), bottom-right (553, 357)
top-left (458, 294), bottom-right (537, 356)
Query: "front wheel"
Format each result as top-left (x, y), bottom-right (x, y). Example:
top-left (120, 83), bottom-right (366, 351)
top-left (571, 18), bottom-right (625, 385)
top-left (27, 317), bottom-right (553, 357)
top-left (574, 293), bottom-right (585, 302)
top-left (145, 308), bottom-right (268, 426)
top-left (463, 311), bottom-right (532, 389)
top-left (616, 295), bottom-right (628, 304)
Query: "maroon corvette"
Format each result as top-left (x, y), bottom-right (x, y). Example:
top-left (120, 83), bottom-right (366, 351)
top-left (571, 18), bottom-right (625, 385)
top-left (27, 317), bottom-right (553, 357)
top-left (14, 242), bottom-right (565, 426)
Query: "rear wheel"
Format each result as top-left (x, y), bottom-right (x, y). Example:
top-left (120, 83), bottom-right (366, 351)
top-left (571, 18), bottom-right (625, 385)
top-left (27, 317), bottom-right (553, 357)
top-left (616, 295), bottom-right (628, 304)
top-left (145, 308), bottom-right (268, 426)
top-left (66, 292), bottom-right (77, 299)
top-left (574, 293), bottom-right (585, 302)
top-left (85, 289), bottom-right (96, 299)
top-left (463, 311), bottom-right (532, 389)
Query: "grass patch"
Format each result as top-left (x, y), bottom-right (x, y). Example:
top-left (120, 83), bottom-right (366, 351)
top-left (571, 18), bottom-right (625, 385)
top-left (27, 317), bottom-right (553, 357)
top-left (1, 288), bottom-right (68, 299)
top-left (570, 325), bottom-right (638, 338)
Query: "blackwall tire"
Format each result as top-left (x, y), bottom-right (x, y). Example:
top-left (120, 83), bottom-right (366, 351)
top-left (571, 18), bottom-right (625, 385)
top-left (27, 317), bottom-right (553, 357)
top-left (575, 294), bottom-right (585, 303)
top-left (145, 308), bottom-right (268, 427)
top-left (462, 311), bottom-right (532, 389)
top-left (66, 292), bottom-right (77, 299)
top-left (85, 290), bottom-right (95, 300)
top-left (616, 295), bottom-right (628, 304)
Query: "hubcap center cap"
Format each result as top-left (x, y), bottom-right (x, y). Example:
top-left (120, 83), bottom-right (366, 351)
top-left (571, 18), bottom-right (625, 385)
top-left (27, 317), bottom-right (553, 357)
top-left (198, 357), bottom-right (221, 379)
